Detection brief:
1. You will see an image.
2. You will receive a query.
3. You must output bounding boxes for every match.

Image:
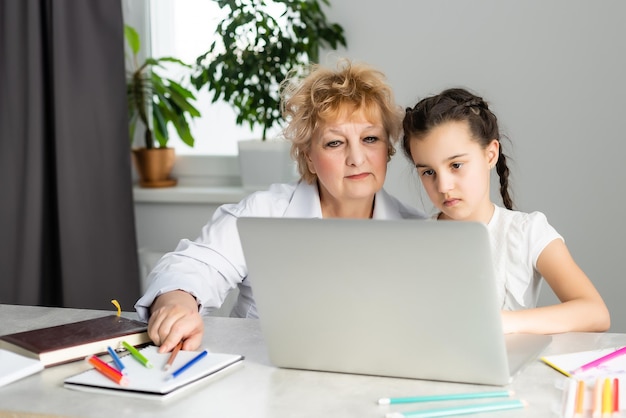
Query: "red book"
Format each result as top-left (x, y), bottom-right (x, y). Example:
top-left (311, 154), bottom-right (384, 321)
top-left (0, 315), bottom-right (150, 367)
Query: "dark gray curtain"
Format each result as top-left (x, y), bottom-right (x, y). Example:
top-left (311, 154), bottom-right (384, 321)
top-left (0, 0), bottom-right (140, 310)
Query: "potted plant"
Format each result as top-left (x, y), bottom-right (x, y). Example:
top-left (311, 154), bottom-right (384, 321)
top-left (125, 24), bottom-right (202, 187)
top-left (191, 0), bottom-right (347, 190)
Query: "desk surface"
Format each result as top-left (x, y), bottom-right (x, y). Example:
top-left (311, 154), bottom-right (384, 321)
top-left (0, 304), bottom-right (620, 418)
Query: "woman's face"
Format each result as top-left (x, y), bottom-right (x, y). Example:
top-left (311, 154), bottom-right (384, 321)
top-left (409, 120), bottom-right (498, 223)
top-left (306, 110), bottom-right (389, 217)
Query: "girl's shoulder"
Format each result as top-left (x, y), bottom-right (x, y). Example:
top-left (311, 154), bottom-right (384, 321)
top-left (491, 206), bottom-right (562, 255)
top-left (492, 205), bottom-right (550, 229)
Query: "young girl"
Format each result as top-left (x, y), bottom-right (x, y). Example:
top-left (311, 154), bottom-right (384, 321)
top-left (402, 88), bottom-right (610, 334)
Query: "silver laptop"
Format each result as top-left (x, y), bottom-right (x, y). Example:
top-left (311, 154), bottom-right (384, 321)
top-left (237, 217), bottom-right (551, 386)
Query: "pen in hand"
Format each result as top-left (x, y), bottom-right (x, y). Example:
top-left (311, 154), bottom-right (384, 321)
top-left (164, 341), bottom-right (183, 371)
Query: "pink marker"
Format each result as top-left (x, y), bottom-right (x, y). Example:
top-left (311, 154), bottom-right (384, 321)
top-left (573, 346), bottom-right (626, 374)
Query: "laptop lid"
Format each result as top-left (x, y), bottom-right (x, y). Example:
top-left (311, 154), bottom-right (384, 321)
top-left (237, 217), bottom-right (551, 386)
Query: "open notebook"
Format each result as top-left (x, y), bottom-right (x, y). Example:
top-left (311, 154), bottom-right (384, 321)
top-left (237, 217), bottom-right (551, 386)
top-left (64, 345), bottom-right (243, 400)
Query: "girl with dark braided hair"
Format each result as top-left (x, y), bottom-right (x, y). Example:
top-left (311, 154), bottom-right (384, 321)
top-left (402, 88), bottom-right (609, 334)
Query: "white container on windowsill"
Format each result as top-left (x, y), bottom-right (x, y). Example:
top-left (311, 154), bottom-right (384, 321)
top-left (237, 139), bottom-right (299, 192)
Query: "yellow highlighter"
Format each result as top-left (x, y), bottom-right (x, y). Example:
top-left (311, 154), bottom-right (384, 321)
top-left (603, 377), bottom-right (613, 418)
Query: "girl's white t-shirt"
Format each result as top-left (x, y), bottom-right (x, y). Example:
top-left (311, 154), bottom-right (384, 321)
top-left (432, 205), bottom-right (562, 310)
top-left (486, 205), bottom-right (562, 310)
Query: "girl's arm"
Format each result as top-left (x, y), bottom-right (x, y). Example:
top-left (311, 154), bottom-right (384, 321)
top-left (501, 239), bottom-right (610, 334)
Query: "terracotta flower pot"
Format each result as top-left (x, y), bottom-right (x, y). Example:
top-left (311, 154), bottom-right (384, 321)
top-left (131, 148), bottom-right (178, 188)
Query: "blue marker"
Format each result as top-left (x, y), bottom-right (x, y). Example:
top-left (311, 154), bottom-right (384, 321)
top-left (107, 346), bottom-right (127, 375)
top-left (169, 349), bottom-right (209, 379)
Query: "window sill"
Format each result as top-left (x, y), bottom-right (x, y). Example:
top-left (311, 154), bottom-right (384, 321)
top-left (132, 154), bottom-right (249, 204)
top-left (133, 185), bottom-right (248, 204)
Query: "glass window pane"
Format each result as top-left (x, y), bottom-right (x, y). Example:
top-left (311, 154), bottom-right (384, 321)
top-left (150, 0), bottom-right (268, 156)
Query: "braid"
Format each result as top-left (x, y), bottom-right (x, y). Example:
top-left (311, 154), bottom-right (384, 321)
top-left (460, 97), bottom-right (486, 114)
top-left (496, 148), bottom-right (513, 209)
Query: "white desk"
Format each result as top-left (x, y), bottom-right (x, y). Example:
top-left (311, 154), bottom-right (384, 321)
top-left (0, 304), bottom-right (620, 417)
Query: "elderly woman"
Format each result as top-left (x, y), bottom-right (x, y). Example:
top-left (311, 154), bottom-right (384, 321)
top-left (135, 60), bottom-right (426, 352)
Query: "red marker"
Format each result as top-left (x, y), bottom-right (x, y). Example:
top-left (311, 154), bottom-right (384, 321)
top-left (614, 378), bottom-right (620, 416)
top-left (87, 355), bottom-right (129, 386)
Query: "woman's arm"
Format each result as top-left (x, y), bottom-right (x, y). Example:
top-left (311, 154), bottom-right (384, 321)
top-left (501, 239), bottom-right (610, 334)
top-left (148, 290), bottom-right (205, 353)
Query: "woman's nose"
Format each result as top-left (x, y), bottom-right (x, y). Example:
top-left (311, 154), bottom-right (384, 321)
top-left (346, 143), bottom-right (365, 166)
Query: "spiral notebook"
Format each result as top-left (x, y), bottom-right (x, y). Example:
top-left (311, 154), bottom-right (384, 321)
top-left (64, 345), bottom-right (244, 400)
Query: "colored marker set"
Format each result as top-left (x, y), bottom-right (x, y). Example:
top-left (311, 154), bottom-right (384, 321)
top-left (86, 341), bottom-right (151, 386)
top-left (562, 376), bottom-right (621, 418)
top-left (87, 341), bottom-right (203, 386)
top-left (378, 390), bottom-right (526, 418)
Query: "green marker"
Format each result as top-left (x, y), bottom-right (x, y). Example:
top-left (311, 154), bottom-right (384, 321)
top-left (121, 341), bottom-right (153, 368)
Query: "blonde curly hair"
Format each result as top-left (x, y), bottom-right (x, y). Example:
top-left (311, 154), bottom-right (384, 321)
top-left (280, 59), bottom-right (403, 184)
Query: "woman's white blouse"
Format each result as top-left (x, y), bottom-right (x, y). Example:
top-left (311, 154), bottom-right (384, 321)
top-left (135, 181), bottom-right (426, 321)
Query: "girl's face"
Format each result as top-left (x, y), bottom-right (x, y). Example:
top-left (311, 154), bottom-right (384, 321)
top-left (306, 110), bottom-right (389, 217)
top-left (409, 121), bottom-right (499, 223)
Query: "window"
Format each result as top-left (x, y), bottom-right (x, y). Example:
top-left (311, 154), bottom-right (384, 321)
top-left (150, 0), bottom-right (272, 156)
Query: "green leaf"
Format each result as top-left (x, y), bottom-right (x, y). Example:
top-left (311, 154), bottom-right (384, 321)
top-left (152, 104), bottom-right (169, 148)
top-left (163, 79), bottom-right (201, 116)
top-left (124, 25), bottom-right (141, 55)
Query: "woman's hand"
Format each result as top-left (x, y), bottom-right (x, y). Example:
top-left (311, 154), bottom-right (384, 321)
top-left (148, 290), bottom-right (204, 353)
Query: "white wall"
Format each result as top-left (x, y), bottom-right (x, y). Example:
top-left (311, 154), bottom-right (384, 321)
top-left (320, 0), bottom-right (626, 330)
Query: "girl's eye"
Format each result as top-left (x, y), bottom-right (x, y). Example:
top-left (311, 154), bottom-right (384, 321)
top-left (420, 169), bottom-right (435, 177)
top-left (452, 162), bottom-right (463, 170)
top-left (363, 136), bottom-right (378, 144)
